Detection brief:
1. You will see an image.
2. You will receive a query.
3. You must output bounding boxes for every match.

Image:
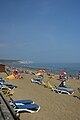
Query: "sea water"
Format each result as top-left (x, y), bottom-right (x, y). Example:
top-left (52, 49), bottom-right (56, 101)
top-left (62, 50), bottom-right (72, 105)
top-left (26, 63), bottom-right (80, 75)
top-left (2, 60), bottom-right (80, 75)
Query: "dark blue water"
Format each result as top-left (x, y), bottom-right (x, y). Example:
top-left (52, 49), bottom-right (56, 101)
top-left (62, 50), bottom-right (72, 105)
top-left (26, 63), bottom-right (80, 75)
top-left (7, 62), bottom-right (80, 75)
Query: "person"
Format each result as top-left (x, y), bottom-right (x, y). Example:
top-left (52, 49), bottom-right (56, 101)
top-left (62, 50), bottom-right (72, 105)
top-left (38, 74), bottom-right (44, 82)
top-left (59, 80), bottom-right (67, 88)
top-left (78, 71), bottom-right (80, 79)
top-left (77, 88), bottom-right (80, 93)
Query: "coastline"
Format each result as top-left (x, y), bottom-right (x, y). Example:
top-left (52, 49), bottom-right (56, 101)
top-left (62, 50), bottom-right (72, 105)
top-left (0, 60), bottom-right (80, 75)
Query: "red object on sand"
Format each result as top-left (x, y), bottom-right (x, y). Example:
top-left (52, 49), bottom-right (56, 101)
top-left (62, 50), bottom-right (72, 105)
top-left (14, 73), bottom-right (21, 79)
top-left (59, 72), bottom-right (67, 75)
top-left (40, 70), bottom-right (45, 73)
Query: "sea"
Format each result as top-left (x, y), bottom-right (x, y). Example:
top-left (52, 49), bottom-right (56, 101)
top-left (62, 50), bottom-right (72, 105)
top-left (0, 60), bottom-right (80, 76)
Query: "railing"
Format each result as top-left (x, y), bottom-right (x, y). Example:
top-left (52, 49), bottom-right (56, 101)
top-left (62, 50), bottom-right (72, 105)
top-left (0, 92), bottom-right (20, 120)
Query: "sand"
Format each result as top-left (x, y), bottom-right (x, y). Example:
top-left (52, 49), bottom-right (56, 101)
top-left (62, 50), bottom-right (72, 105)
top-left (0, 72), bottom-right (80, 120)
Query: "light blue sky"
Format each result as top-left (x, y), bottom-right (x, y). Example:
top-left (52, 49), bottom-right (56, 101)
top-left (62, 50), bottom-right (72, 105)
top-left (0, 0), bottom-right (80, 63)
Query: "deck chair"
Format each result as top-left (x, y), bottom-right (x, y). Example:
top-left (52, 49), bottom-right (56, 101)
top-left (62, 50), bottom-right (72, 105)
top-left (6, 84), bottom-right (17, 89)
top-left (1, 83), bottom-right (17, 96)
top-left (13, 102), bottom-right (40, 113)
top-left (0, 79), bottom-right (5, 85)
top-left (1, 83), bottom-right (17, 89)
top-left (41, 81), bottom-right (48, 87)
top-left (52, 86), bottom-right (74, 95)
top-left (2, 87), bottom-right (14, 96)
top-left (9, 97), bottom-right (34, 106)
top-left (47, 81), bottom-right (53, 89)
top-left (31, 78), bottom-right (41, 85)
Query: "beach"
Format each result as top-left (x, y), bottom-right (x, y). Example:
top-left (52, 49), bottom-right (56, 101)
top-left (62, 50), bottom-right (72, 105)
top-left (0, 72), bottom-right (80, 120)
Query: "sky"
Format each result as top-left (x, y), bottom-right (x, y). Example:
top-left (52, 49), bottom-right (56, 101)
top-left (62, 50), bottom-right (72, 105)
top-left (0, 0), bottom-right (80, 63)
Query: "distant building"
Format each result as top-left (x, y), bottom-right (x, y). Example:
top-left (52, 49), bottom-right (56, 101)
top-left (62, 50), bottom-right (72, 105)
top-left (0, 64), bottom-right (5, 72)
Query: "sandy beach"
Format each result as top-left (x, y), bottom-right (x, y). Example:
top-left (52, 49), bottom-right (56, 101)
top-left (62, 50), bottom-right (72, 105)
top-left (0, 72), bottom-right (80, 120)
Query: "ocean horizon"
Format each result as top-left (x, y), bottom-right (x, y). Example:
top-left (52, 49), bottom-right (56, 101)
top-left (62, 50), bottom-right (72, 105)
top-left (0, 60), bottom-right (80, 75)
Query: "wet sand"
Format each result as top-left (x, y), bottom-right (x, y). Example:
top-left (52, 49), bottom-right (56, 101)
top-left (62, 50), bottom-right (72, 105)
top-left (0, 72), bottom-right (80, 120)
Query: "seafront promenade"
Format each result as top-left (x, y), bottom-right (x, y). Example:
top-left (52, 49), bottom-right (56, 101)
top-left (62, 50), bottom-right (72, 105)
top-left (0, 92), bottom-right (20, 120)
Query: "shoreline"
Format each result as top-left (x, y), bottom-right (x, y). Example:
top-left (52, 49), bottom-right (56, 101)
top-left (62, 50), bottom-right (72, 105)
top-left (0, 60), bottom-right (80, 76)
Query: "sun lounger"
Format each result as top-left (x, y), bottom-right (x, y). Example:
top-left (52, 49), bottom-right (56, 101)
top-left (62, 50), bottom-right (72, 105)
top-left (1, 83), bottom-right (17, 96)
top-left (2, 87), bottom-right (14, 96)
top-left (0, 79), bottom-right (5, 84)
top-left (5, 84), bottom-right (17, 89)
top-left (13, 102), bottom-right (40, 113)
top-left (31, 78), bottom-right (41, 85)
top-left (9, 97), bottom-right (34, 106)
top-left (41, 81), bottom-right (48, 87)
top-left (52, 87), bottom-right (74, 95)
top-left (1, 84), bottom-right (16, 90)
top-left (47, 81), bottom-right (53, 89)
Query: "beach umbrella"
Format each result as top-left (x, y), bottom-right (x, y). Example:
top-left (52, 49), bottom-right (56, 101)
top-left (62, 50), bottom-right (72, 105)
top-left (39, 70), bottom-right (45, 73)
top-left (59, 72), bottom-right (67, 75)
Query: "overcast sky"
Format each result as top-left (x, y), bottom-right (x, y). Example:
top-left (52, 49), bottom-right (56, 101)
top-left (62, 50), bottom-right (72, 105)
top-left (0, 0), bottom-right (80, 63)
